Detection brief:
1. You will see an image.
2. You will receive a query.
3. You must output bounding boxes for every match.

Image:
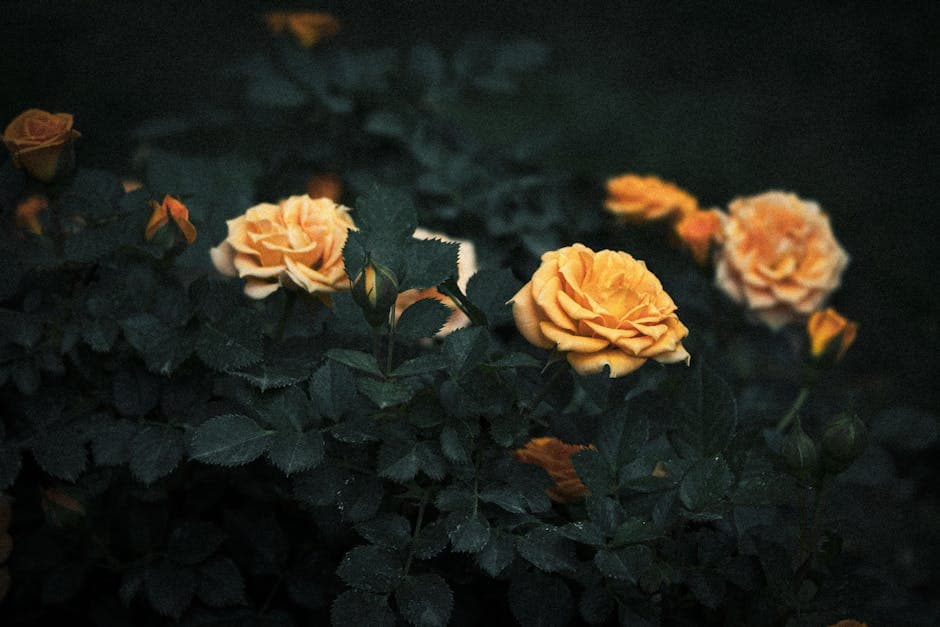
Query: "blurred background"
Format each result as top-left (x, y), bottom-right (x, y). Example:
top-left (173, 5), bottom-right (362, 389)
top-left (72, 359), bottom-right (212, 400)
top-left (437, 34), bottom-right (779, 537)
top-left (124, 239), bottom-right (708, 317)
top-left (1, 0), bottom-right (937, 413)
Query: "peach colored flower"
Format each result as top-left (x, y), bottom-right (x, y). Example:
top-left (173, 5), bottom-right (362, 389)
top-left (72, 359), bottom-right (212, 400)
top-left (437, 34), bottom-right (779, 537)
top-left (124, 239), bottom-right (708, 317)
top-left (3, 109), bottom-right (81, 182)
top-left (807, 307), bottom-right (857, 361)
top-left (511, 243), bottom-right (690, 378)
top-left (14, 194), bottom-right (49, 235)
top-left (264, 11), bottom-right (340, 48)
top-left (210, 194), bottom-right (355, 299)
top-left (828, 621), bottom-right (867, 627)
top-left (145, 194), bottom-right (196, 244)
top-left (605, 174), bottom-right (698, 221)
top-left (305, 173), bottom-right (343, 202)
top-left (514, 437), bottom-right (593, 503)
top-left (674, 208), bottom-right (725, 264)
top-left (394, 228), bottom-right (477, 336)
top-left (714, 191), bottom-right (849, 330)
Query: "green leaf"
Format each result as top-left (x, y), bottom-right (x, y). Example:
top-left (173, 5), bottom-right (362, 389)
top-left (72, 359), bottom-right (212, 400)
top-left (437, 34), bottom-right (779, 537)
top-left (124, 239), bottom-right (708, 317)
top-left (476, 530), bottom-right (515, 576)
top-left (228, 357), bottom-right (312, 391)
top-left (395, 574), bottom-right (454, 627)
top-left (267, 430), bottom-right (325, 475)
top-left (196, 556), bottom-right (245, 607)
top-left (363, 110), bottom-right (408, 139)
top-left (559, 521), bottom-right (606, 546)
top-left (336, 473), bottom-right (384, 523)
top-left (440, 423), bottom-right (473, 465)
top-left (672, 363), bottom-right (737, 459)
top-left (144, 558), bottom-right (195, 619)
top-left (448, 513), bottom-right (490, 553)
top-left (509, 572), bottom-right (574, 627)
top-left (393, 354), bottom-right (449, 377)
top-left (196, 313), bottom-right (263, 372)
top-left (377, 438), bottom-right (420, 482)
top-left (112, 368), bottom-right (160, 417)
top-left (30, 427), bottom-right (88, 481)
top-left (331, 590), bottom-right (395, 627)
top-left (594, 546), bottom-right (651, 583)
top-left (336, 545), bottom-right (403, 594)
top-left (412, 520), bottom-right (450, 560)
top-left (168, 521), bottom-right (226, 565)
top-left (190, 414), bottom-right (272, 466)
top-left (359, 378), bottom-right (414, 409)
top-left (872, 406), bottom-right (939, 452)
top-left (326, 349), bottom-right (384, 378)
top-left (467, 268), bottom-right (521, 327)
top-left (128, 425), bottom-right (184, 484)
top-left (442, 326), bottom-right (489, 376)
top-left (401, 238), bottom-right (459, 290)
top-left (517, 527), bottom-right (578, 573)
top-left (679, 456), bottom-right (733, 513)
top-left (585, 495), bottom-right (625, 535)
top-left (310, 360), bottom-right (357, 419)
top-left (487, 352), bottom-right (542, 369)
top-left (579, 586), bottom-right (614, 625)
top-left (571, 448), bottom-right (612, 494)
top-left (611, 517), bottom-right (659, 547)
top-left (396, 298), bottom-right (452, 340)
top-left (354, 514), bottom-right (411, 549)
top-left (596, 411), bottom-right (649, 473)
top-left (120, 314), bottom-right (193, 375)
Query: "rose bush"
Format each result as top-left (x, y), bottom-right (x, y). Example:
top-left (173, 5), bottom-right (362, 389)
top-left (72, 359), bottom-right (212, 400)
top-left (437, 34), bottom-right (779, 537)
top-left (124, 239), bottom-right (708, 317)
top-left (2, 109), bottom-right (80, 182)
top-left (714, 191), bottom-right (849, 330)
top-left (210, 194), bottom-right (355, 299)
top-left (511, 243), bottom-right (690, 377)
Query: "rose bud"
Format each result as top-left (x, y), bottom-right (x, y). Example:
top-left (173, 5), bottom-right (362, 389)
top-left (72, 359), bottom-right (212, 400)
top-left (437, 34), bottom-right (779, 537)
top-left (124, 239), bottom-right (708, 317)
top-left (3, 109), bottom-right (81, 183)
top-left (146, 194), bottom-right (197, 245)
top-left (822, 413), bottom-right (867, 471)
top-left (781, 421), bottom-right (818, 479)
top-left (14, 194), bottom-right (49, 235)
top-left (807, 307), bottom-right (858, 363)
top-left (352, 258), bottom-right (400, 327)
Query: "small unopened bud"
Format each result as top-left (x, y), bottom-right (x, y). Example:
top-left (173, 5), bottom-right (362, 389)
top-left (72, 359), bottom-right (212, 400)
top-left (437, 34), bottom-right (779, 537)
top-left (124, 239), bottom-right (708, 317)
top-left (781, 421), bottom-right (818, 479)
top-left (352, 259), bottom-right (399, 327)
top-left (822, 413), bottom-right (867, 470)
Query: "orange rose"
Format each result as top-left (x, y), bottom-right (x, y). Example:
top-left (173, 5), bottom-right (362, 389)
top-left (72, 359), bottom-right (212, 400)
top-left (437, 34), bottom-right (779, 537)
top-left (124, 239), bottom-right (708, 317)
top-left (514, 437), bottom-right (592, 503)
top-left (264, 11), bottom-right (340, 48)
top-left (511, 243), bottom-right (690, 377)
top-left (305, 172), bottom-right (343, 202)
top-left (807, 307), bottom-right (857, 361)
top-left (394, 228), bottom-right (477, 336)
top-left (145, 194), bottom-right (197, 244)
top-left (3, 109), bottom-right (81, 182)
top-left (714, 191), bottom-right (849, 330)
top-left (210, 194), bottom-right (355, 299)
top-left (14, 194), bottom-right (49, 235)
top-left (605, 174), bottom-right (698, 221)
top-left (828, 621), bottom-right (868, 627)
top-left (674, 208), bottom-right (725, 264)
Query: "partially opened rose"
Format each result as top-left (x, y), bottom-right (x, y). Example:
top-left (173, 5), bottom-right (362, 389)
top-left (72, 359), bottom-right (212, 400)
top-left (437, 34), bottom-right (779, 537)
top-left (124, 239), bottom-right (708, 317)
top-left (210, 194), bottom-right (355, 299)
top-left (714, 191), bottom-right (849, 330)
top-left (3, 109), bottom-right (81, 182)
top-left (511, 243), bottom-right (690, 377)
top-left (514, 437), bottom-right (592, 503)
top-left (264, 11), bottom-right (340, 48)
top-left (605, 174), bottom-right (698, 221)
top-left (807, 307), bottom-right (857, 361)
top-left (674, 208), bottom-right (725, 264)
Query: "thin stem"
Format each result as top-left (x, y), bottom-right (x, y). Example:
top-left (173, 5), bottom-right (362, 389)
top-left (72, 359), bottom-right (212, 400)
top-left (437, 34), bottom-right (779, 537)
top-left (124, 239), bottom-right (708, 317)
top-left (438, 277), bottom-right (486, 327)
top-left (403, 489), bottom-right (430, 577)
top-left (776, 387), bottom-right (810, 432)
top-left (273, 292), bottom-right (296, 342)
top-left (385, 305), bottom-right (397, 376)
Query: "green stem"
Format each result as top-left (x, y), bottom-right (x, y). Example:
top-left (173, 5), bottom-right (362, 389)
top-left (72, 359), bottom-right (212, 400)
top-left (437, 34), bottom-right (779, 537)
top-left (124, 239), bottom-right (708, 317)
top-left (438, 277), bottom-right (487, 327)
top-left (273, 291), bottom-right (297, 342)
top-left (776, 387), bottom-right (810, 432)
top-left (403, 489), bottom-right (430, 577)
top-left (385, 305), bottom-right (396, 376)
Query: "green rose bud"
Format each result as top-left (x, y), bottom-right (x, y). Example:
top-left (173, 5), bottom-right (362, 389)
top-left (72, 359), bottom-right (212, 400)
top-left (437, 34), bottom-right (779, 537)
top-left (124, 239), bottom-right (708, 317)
top-left (781, 421), bottom-right (818, 479)
top-left (352, 258), bottom-right (399, 327)
top-left (822, 412), bottom-right (867, 471)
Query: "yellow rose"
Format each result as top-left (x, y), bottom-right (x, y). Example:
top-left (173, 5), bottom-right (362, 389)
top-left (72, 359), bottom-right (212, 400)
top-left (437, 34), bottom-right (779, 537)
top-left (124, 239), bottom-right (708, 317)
top-left (514, 437), bottom-right (592, 503)
top-left (3, 109), bottom-right (81, 182)
top-left (511, 243), bottom-right (690, 378)
top-left (394, 228), bottom-right (477, 337)
top-left (605, 174), bottom-right (698, 221)
top-left (714, 191), bottom-right (849, 330)
top-left (828, 621), bottom-right (868, 627)
top-left (145, 194), bottom-right (197, 244)
top-left (14, 194), bottom-right (49, 235)
top-left (807, 307), bottom-right (857, 361)
top-left (674, 208), bottom-right (726, 264)
top-left (210, 195), bottom-right (355, 299)
top-left (264, 11), bottom-right (340, 48)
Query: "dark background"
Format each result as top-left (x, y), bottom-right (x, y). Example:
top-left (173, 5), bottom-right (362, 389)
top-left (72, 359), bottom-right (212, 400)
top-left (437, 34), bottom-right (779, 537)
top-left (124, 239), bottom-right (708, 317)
top-left (1, 0), bottom-right (938, 412)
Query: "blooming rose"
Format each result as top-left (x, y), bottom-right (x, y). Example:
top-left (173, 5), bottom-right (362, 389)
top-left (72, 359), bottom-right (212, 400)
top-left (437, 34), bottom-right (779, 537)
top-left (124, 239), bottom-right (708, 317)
top-left (3, 109), bottom-right (81, 182)
top-left (605, 174), bottom-right (698, 221)
top-left (210, 194), bottom-right (355, 299)
top-left (264, 11), bottom-right (340, 48)
top-left (511, 243), bottom-right (690, 377)
top-left (145, 194), bottom-right (197, 244)
top-left (674, 208), bottom-right (725, 264)
top-left (714, 191), bottom-right (849, 330)
top-left (394, 228), bottom-right (477, 336)
top-left (807, 307), bottom-right (857, 361)
top-left (514, 437), bottom-right (592, 503)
